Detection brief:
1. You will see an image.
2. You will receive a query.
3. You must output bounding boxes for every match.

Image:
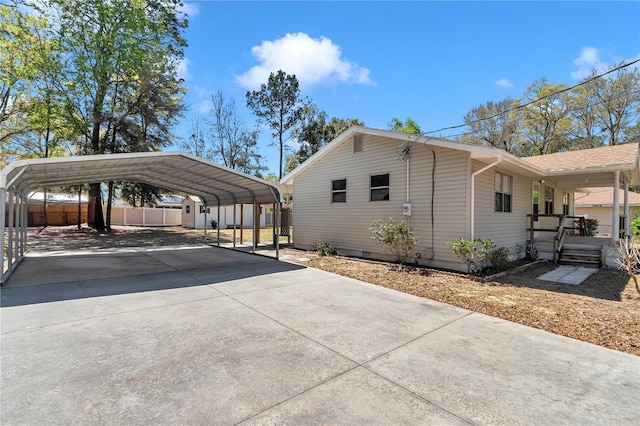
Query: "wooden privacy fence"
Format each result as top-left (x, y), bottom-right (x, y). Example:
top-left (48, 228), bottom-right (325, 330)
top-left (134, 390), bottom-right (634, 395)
top-left (12, 204), bottom-right (89, 226)
top-left (5, 204), bottom-right (181, 227)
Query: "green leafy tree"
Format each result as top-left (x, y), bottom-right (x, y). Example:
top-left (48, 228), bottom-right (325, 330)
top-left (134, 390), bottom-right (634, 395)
top-left (285, 104), bottom-right (363, 173)
top-left (120, 182), bottom-right (165, 207)
top-left (458, 99), bottom-right (522, 154)
top-left (388, 117), bottom-right (421, 134)
top-left (0, 3), bottom-right (61, 165)
top-left (587, 64), bottom-right (640, 146)
top-left (35, 0), bottom-right (188, 230)
top-left (246, 70), bottom-right (307, 179)
top-left (567, 82), bottom-right (604, 149)
top-left (512, 78), bottom-right (572, 156)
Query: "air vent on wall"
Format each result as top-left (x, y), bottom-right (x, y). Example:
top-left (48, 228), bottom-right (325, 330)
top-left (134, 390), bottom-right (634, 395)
top-left (353, 134), bottom-right (363, 153)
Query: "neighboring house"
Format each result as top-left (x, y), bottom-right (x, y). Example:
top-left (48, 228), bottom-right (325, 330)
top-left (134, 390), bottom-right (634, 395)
top-left (181, 196), bottom-right (266, 230)
top-left (575, 187), bottom-right (640, 237)
top-left (280, 126), bottom-right (639, 272)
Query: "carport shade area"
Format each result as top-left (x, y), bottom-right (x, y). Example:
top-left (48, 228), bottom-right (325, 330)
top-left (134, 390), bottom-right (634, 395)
top-left (1, 152), bottom-right (282, 284)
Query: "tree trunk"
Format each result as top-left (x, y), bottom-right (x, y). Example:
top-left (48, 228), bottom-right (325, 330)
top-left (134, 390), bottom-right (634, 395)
top-left (106, 181), bottom-right (114, 230)
top-left (43, 188), bottom-right (48, 227)
top-left (89, 183), bottom-right (105, 231)
top-left (77, 185), bottom-right (82, 230)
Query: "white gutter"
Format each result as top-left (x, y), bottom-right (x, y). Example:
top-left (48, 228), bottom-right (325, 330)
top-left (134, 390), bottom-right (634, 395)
top-left (471, 154), bottom-right (503, 241)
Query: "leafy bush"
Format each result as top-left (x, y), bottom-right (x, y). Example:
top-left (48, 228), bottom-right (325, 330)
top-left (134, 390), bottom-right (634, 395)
top-left (313, 240), bottom-right (334, 256)
top-left (584, 218), bottom-right (599, 237)
top-left (448, 237), bottom-right (495, 275)
top-left (370, 218), bottom-right (417, 264)
top-left (488, 247), bottom-right (511, 272)
top-left (632, 215), bottom-right (640, 236)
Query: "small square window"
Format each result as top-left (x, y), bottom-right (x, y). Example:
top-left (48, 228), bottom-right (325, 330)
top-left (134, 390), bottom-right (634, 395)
top-left (370, 174), bottom-right (390, 201)
top-left (332, 179), bottom-right (346, 203)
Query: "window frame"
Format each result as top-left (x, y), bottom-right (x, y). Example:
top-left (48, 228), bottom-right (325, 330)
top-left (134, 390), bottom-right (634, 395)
top-left (331, 178), bottom-right (347, 203)
top-left (494, 172), bottom-right (513, 213)
top-left (370, 173), bottom-right (390, 202)
top-left (545, 187), bottom-right (555, 215)
top-left (562, 192), bottom-right (570, 215)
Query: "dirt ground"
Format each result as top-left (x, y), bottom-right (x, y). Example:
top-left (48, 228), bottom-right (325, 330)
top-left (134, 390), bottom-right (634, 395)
top-left (17, 225), bottom-right (640, 356)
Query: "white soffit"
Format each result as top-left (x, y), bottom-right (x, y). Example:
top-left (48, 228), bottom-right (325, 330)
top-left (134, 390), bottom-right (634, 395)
top-left (0, 152), bottom-right (280, 206)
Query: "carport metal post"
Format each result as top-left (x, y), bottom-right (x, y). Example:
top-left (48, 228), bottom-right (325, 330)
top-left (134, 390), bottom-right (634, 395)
top-left (233, 204), bottom-right (236, 248)
top-left (252, 199), bottom-right (257, 254)
top-left (7, 187), bottom-right (14, 268)
top-left (203, 201), bottom-right (207, 245)
top-left (217, 201), bottom-right (221, 247)
top-left (275, 201), bottom-right (280, 260)
top-left (19, 191), bottom-right (26, 258)
top-left (1, 186), bottom-right (5, 283)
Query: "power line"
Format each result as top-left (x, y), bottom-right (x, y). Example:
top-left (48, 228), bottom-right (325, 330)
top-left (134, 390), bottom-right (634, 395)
top-left (421, 59), bottom-right (640, 136)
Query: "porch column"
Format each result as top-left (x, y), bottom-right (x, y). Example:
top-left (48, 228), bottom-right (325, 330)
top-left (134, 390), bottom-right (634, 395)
top-left (624, 182), bottom-right (630, 238)
top-left (612, 171), bottom-right (620, 242)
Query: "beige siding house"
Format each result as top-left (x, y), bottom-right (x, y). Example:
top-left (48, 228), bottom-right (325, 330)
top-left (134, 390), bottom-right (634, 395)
top-left (280, 127), bottom-right (640, 272)
top-left (575, 187), bottom-right (640, 236)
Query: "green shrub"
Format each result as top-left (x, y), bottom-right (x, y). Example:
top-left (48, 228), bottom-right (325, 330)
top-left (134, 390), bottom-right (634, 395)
top-left (488, 247), bottom-right (511, 272)
top-left (448, 237), bottom-right (495, 275)
top-left (632, 215), bottom-right (640, 236)
top-left (313, 240), bottom-right (334, 256)
top-left (584, 218), bottom-right (599, 237)
top-left (370, 218), bottom-right (417, 264)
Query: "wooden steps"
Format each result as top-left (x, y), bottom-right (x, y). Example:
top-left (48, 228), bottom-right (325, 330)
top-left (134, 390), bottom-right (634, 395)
top-left (558, 244), bottom-right (603, 267)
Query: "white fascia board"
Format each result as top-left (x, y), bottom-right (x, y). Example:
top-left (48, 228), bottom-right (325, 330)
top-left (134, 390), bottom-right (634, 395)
top-left (280, 126), bottom-right (548, 184)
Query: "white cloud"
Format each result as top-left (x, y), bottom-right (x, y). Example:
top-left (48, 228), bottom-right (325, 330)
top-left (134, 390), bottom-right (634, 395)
top-left (495, 78), bottom-right (514, 88)
top-left (176, 58), bottom-right (191, 81)
top-left (571, 46), bottom-right (607, 79)
top-left (235, 32), bottom-right (374, 90)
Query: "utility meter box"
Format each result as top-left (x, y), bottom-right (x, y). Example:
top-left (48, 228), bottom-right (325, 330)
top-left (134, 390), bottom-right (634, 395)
top-left (402, 202), bottom-right (412, 216)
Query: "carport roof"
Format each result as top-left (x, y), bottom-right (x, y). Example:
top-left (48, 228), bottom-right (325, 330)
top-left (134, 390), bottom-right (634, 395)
top-left (0, 152), bottom-right (280, 205)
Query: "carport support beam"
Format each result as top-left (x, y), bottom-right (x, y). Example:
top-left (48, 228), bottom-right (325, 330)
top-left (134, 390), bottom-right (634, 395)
top-left (217, 202), bottom-right (221, 247)
top-left (275, 202), bottom-right (280, 260)
top-left (1, 187), bottom-right (5, 284)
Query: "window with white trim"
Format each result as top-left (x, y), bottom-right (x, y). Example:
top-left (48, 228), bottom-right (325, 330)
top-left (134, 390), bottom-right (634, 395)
top-left (370, 174), bottom-right (390, 201)
top-left (545, 187), bottom-right (554, 214)
top-left (494, 172), bottom-right (512, 212)
top-left (562, 192), bottom-right (569, 215)
top-left (332, 179), bottom-right (346, 203)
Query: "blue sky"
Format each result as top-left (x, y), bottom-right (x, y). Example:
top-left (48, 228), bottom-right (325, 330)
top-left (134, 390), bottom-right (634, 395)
top-left (172, 1), bottom-right (640, 175)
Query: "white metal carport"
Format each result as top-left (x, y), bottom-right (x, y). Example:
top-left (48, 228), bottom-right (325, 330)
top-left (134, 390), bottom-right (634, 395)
top-left (1, 152), bottom-right (282, 285)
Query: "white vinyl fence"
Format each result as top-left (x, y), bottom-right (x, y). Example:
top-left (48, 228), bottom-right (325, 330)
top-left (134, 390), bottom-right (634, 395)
top-left (102, 206), bottom-right (182, 227)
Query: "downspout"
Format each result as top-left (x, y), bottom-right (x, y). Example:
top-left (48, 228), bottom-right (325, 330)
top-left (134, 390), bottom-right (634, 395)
top-left (613, 170), bottom-right (620, 242)
top-left (624, 182), bottom-right (630, 238)
top-left (470, 154), bottom-right (503, 241)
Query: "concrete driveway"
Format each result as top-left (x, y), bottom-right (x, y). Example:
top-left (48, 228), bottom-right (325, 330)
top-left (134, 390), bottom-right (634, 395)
top-left (1, 245), bottom-right (638, 425)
